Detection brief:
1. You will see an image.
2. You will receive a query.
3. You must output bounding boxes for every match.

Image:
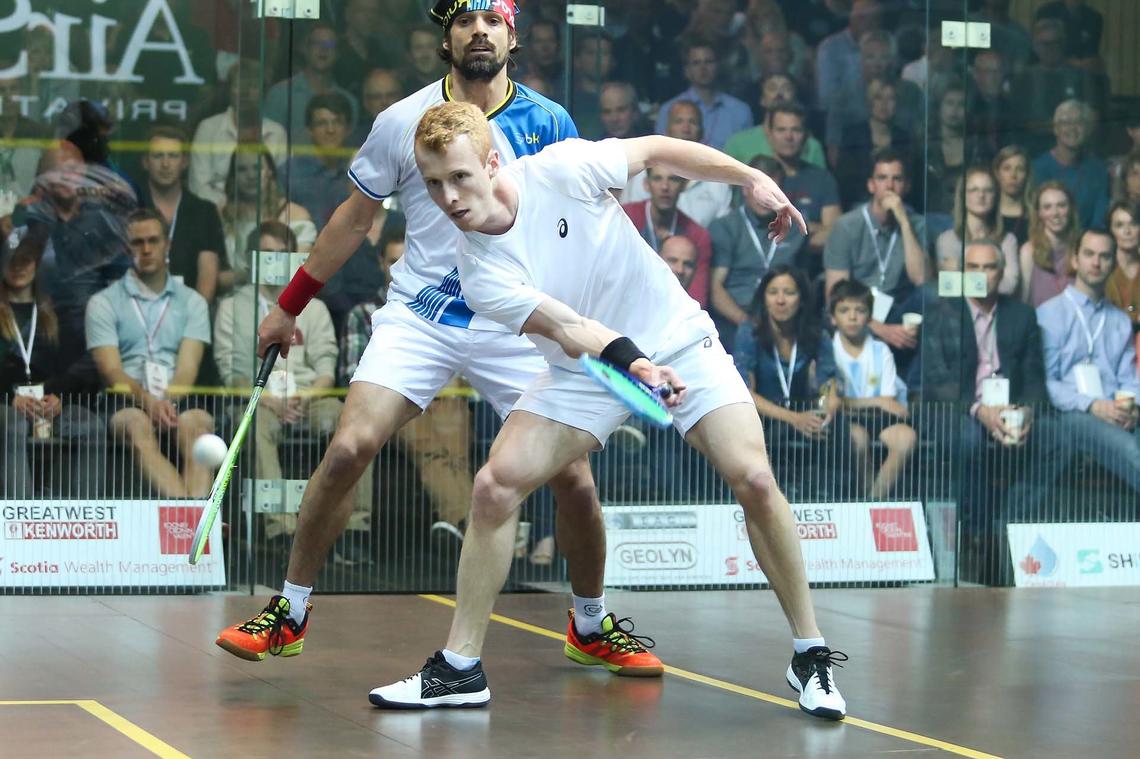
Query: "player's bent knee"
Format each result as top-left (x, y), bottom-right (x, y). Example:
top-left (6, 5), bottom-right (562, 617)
top-left (734, 467), bottom-right (778, 516)
top-left (325, 426), bottom-right (384, 472)
top-left (470, 465), bottom-right (522, 527)
top-left (546, 459), bottom-right (598, 510)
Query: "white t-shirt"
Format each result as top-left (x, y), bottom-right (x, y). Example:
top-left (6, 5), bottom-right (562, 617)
top-left (348, 78), bottom-right (577, 332)
top-left (458, 138), bottom-right (716, 372)
top-left (832, 332), bottom-right (904, 401)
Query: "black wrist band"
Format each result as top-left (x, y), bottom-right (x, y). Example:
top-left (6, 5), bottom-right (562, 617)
top-left (600, 336), bottom-right (648, 371)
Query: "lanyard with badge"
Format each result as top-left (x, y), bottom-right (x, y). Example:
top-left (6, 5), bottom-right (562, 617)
top-left (1064, 289), bottom-right (1107, 399)
top-left (772, 341), bottom-right (798, 407)
top-left (644, 200), bottom-right (678, 249)
top-left (862, 205), bottom-right (898, 321)
top-left (740, 206), bottom-right (778, 273)
top-left (131, 295), bottom-right (172, 400)
top-left (11, 305), bottom-right (47, 433)
top-left (977, 311), bottom-right (1010, 406)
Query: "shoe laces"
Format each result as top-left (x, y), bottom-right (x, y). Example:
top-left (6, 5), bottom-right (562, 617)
top-left (807, 648), bottom-right (848, 694)
top-left (236, 601), bottom-right (292, 656)
top-left (598, 616), bottom-right (656, 654)
top-left (403, 652), bottom-right (446, 684)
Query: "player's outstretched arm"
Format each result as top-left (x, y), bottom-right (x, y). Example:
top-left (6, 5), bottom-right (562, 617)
top-left (621, 135), bottom-right (807, 242)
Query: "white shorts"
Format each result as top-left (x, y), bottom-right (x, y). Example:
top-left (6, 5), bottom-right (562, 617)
top-left (351, 301), bottom-right (545, 419)
top-left (514, 335), bottom-right (754, 446)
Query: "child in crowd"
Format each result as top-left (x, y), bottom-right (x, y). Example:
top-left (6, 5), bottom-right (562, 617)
top-left (829, 279), bottom-right (917, 498)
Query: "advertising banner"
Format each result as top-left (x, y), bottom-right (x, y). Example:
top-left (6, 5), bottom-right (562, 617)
top-left (602, 501), bottom-right (935, 587)
top-left (1, 500), bottom-right (225, 588)
top-left (1008, 522), bottom-right (1140, 588)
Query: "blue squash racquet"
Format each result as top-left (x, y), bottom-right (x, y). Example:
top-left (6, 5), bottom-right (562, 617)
top-left (579, 354), bottom-right (674, 428)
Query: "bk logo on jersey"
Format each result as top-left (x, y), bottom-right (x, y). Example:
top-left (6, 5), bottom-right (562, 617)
top-left (525, 132), bottom-right (541, 144)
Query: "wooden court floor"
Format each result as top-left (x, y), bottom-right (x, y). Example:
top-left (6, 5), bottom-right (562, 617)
top-left (1, 587), bottom-right (1136, 758)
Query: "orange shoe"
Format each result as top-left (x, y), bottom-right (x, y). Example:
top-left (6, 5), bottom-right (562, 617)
top-left (215, 595), bottom-right (310, 661)
top-left (564, 610), bottom-right (664, 677)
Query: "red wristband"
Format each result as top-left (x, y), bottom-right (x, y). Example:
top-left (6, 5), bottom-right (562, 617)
top-left (278, 268), bottom-right (324, 316)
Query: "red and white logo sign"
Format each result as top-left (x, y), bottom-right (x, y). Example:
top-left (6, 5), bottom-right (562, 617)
top-left (870, 508), bottom-right (918, 552)
top-left (159, 506), bottom-right (206, 555)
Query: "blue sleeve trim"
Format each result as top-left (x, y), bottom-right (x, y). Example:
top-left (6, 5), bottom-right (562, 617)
top-left (348, 167), bottom-right (389, 200)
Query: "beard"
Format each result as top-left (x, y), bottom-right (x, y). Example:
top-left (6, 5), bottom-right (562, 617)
top-left (453, 48), bottom-right (508, 82)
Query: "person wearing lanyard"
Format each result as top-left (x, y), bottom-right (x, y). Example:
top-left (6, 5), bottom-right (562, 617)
top-left (823, 148), bottom-right (928, 352)
top-left (732, 265), bottom-right (852, 500)
top-left (1038, 229), bottom-right (1140, 499)
top-left (86, 209), bottom-right (215, 499)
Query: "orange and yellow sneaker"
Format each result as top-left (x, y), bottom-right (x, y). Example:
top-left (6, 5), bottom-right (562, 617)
top-left (215, 595), bottom-right (310, 662)
top-left (564, 609), bottom-right (664, 677)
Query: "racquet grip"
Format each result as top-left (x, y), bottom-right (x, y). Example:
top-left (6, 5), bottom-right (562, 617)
top-left (255, 344), bottom-right (281, 388)
top-left (657, 382), bottom-right (675, 399)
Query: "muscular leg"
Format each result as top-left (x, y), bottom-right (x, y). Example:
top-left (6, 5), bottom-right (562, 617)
top-left (445, 412), bottom-right (597, 657)
top-left (686, 403), bottom-right (820, 639)
top-left (285, 382), bottom-right (422, 586)
top-left (548, 456), bottom-right (605, 597)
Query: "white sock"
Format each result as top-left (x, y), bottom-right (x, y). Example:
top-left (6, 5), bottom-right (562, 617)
top-left (441, 648), bottom-right (480, 671)
top-left (281, 581), bottom-right (312, 625)
top-left (793, 637), bottom-right (826, 654)
top-left (573, 593), bottom-right (606, 636)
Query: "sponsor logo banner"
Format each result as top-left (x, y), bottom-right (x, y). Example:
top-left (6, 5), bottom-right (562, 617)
top-left (1, 500), bottom-right (223, 587)
top-left (1008, 523), bottom-right (1140, 588)
top-left (603, 501), bottom-right (934, 586)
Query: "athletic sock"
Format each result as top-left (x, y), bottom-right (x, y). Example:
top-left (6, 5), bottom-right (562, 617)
top-left (573, 593), bottom-right (606, 636)
top-left (793, 637), bottom-right (826, 654)
top-left (442, 648), bottom-right (480, 671)
top-left (281, 581), bottom-right (312, 625)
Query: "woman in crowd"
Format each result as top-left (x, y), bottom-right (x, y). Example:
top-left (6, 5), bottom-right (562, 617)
top-left (733, 265), bottom-right (851, 498)
top-left (835, 78), bottom-right (914, 208)
top-left (1106, 200), bottom-right (1140, 335)
top-left (1019, 180), bottom-right (1081, 307)
top-left (993, 144), bottom-right (1033, 247)
top-left (922, 82), bottom-right (968, 218)
top-left (220, 147), bottom-right (316, 288)
top-left (0, 232), bottom-right (102, 497)
top-left (1113, 150), bottom-right (1140, 207)
top-left (936, 165), bottom-right (1020, 295)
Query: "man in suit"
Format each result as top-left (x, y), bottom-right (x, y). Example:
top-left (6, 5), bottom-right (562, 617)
top-left (923, 240), bottom-right (1050, 583)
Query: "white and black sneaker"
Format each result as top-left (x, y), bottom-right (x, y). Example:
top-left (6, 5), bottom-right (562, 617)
top-left (369, 651), bottom-right (490, 709)
top-left (786, 646), bottom-right (848, 720)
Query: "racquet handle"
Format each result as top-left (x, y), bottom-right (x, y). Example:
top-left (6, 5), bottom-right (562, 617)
top-left (255, 344), bottom-right (281, 388)
top-left (656, 382), bottom-right (675, 399)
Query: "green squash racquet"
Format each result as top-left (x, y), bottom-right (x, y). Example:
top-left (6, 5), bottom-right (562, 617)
top-left (579, 353), bottom-right (674, 428)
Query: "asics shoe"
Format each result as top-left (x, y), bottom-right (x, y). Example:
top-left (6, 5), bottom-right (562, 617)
top-left (786, 646), bottom-right (848, 720)
top-left (215, 595), bottom-right (310, 662)
top-left (369, 651), bottom-right (490, 709)
top-left (564, 610), bottom-right (664, 677)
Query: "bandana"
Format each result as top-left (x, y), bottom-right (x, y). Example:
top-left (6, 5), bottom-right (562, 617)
top-left (431, 0), bottom-right (518, 31)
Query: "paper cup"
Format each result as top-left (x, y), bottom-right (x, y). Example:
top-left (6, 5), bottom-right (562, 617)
top-left (902, 312), bottom-right (923, 329)
top-left (1000, 408), bottom-right (1025, 443)
top-left (1116, 390), bottom-right (1137, 411)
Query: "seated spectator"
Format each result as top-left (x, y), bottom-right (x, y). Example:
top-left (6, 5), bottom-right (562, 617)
top-left (968, 50), bottom-right (1014, 157)
top-left (339, 221), bottom-right (404, 384)
top-left (828, 279), bottom-right (914, 498)
top-left (139, 127), bottom-right (227, 306)
top-left (1108, 106), bottom-right (1140, 198)
top-left (599, 82), bottom-right (651, 139)
top-left (622, 167), bottom-right (713, 307)
top-left (922, 82), bottom-right (972, 218)
top-left (993, 145), bottom-right (1033, 247)
top-left (1036, 0), bottom-right (1103, 71)
top-left (761, 103), bottom-right (840, 254)
top-left (725, 88), bottom-right (827, 170)
top-left (400, 24), bottom-right (448, 93)
top-left (825, 148), bottom-right (929, 353)
top-left (0, 65), bottom-right (47, 205)
top-left (569, 34), bottom-right (615, 139)
top-left (936, 166), bottom-right (1021, 296)
top-left (1106, 201), bottom-right (1140, 332)
top-left (221, 148), bottom-right (316, 281)
top-left (825, 30), bottom-right (923, 163)
top-left (834, 78), bottom-right (915, 209)
top-left (622, 101), bottom-right (731, 227)
top-left (281, 93), bottom-right (354, 230)
top-left (86, 209), bottom-right (214, 498)
top-left (1032, 100), bottom-right (1109, 231)
top-left (737, 5), bottom-right (812, 104)
top-left (318, 202), bottom-right (391, 335)
top-left (900, 21), bottom-right (959, 97)
top-left (733, 265), bottom-right (851, 498)
top-left (521, 19), bottom-right (565, 97)
top-left (970, 0), bottom-right (1032, 74)
top-left (334, 0), bottom-right (398, 100)
top-left (1019, 180), bottom-right (1080, 307)
top-left (216, 222), bottom-right (372, 561)
top-left (815, 0), bottom-right (882, 113)
top-left (189, 60), bottom-right (288, 207)
top-left (351, 69), bottom-right (404, 146)
top-left (1009, 18), bottom-right (1105, 154)
top-left (263, 22), bottom-right (360, 146)
top-left (659, 235), bottom-right (698, 290)
top-left (606, 0), bottom-right (686, 105)
top-left (655, 39), bottom-right (752, 150)
top-left (710, 155), bottom-right (805, 337)
top-left (0, 231), bottom-right (102, 497)
top-left (1038, 229), bottom-right (1140, 498)
top-left (924, 240), bottom-right (1051, 576)
top-left (1112, 150), bottom-right (1140, 207)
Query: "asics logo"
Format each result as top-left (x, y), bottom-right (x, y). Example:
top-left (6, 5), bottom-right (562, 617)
top-left (420, 672), bottom-right (484, 698)
top-left (558, 218), bottom-right (568, 238)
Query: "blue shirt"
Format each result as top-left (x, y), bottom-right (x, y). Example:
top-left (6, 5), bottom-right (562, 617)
top-left (655, 87), bottom-right (753, 151)
top-left (1037, 285), bottom-right (1140, 412)
top-left (85, 272), bottom-right (211, 385)
top-left (732, 322), bottom-right (838, 405)
top-left (1031, 151), bottom-right (1109, 231)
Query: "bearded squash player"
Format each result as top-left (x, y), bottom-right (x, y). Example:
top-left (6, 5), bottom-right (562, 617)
top-left (368, 102), bottom-right (848, 720)
top-left (214, 0), bottom-right (662, 681)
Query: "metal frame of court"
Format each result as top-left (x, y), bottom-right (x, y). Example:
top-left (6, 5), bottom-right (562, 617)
top-left (2, 587), bottom-right (1136, 758)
